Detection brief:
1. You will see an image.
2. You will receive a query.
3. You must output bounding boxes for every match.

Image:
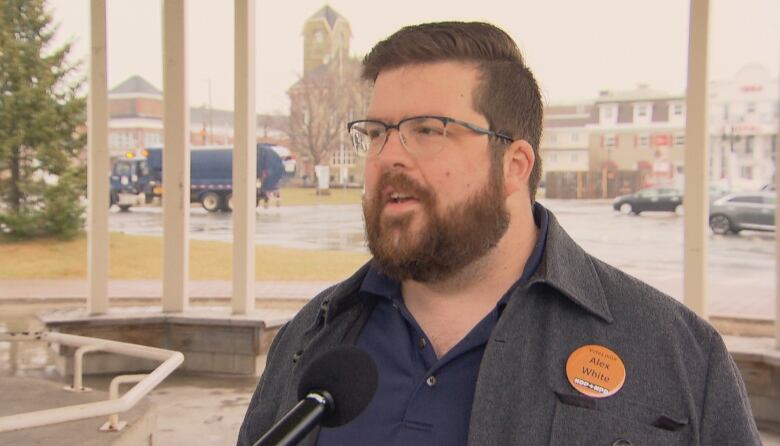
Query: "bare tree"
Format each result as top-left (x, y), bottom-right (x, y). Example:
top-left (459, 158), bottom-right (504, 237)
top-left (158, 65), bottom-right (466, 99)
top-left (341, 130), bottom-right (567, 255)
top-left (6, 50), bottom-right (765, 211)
top-left (288, 58), bottom-right (370, 189)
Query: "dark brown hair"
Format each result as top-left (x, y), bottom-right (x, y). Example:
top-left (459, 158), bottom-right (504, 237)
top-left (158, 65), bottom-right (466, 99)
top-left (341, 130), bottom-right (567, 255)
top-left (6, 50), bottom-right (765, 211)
top-left (362, 21), bottom-right (544, 202)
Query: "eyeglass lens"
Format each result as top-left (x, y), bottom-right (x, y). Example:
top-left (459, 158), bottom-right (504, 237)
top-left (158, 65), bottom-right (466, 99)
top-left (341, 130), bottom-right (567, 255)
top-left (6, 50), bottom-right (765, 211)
top-left (350, 117), bottom-right (448, 157)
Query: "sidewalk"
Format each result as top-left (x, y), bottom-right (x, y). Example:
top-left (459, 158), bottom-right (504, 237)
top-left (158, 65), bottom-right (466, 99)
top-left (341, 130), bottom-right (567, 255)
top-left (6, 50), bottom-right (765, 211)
top-left (0, 279), bottom-right (333, 302)
top-left (0, 278), bottom-right (774, 323)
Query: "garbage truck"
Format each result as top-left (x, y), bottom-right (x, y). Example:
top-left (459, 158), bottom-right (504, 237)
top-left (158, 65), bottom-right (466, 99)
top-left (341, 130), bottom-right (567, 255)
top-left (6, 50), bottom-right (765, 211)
top-left (109, 144), bottom-right (284, 212)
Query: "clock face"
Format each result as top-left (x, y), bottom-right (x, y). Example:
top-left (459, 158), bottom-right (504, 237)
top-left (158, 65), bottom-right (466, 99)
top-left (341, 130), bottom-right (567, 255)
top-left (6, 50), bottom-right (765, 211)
top-left (313, 30), bottom-right (324, 43)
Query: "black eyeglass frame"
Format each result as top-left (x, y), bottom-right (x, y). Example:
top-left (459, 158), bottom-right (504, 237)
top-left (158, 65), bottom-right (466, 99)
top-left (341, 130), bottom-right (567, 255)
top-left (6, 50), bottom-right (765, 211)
top-left (346, 115), bottom-right (514, 154)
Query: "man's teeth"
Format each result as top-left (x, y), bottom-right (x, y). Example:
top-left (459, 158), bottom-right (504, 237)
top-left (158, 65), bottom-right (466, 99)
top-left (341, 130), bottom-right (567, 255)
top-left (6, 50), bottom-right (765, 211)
top-left (390, 193), bottom-right (412, 203)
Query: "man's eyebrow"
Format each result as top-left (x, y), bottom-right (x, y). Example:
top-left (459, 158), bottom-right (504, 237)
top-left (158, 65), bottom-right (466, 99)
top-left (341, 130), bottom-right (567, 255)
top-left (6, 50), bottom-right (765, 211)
top-left (364, 115), bottom-right (391, 123)
top-left (363, 114), bottom-right (440, 123)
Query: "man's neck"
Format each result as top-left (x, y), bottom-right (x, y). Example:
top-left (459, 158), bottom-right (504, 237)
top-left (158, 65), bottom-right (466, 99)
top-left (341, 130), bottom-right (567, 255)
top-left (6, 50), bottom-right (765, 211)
top-left (400, 207), bottom-right (539, 358)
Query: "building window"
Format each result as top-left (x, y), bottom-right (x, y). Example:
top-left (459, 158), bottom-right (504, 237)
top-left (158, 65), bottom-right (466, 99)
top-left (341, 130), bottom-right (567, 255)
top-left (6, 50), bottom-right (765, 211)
top-left (740, 166), bottom-right (753, 180)
top-left (674, 134), bottom-right (685, 147)
top-left (723, 104), bottom-right (729, 120)
top-left (746, 102), bottom-right (755, 114)
top-left (745, 135), bottom-right (754, 154)
top-left (571, 132), bottom-right (579, 142)
top-left (673, 103), bottom-right (684, 116)
top-left (549, 133), bottom-right (557, 143)
top-left (604, 134), bottom-right (616, 149)
top-left (636, 105), bottom-right (648, 117)
top-left (600, 104), bottom-right (617, 125)
top-left (639, 134), bottom-right (650, 149)
top-left (570, 153), bottom-right (578, 162)
top-left (548, 153), bottom-right (558, 163)
top-left (331, 146), bottom-right (355, 166)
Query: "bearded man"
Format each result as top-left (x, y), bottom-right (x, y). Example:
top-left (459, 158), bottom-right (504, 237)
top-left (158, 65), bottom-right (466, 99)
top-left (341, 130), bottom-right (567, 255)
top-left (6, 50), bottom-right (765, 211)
top-left (238, 21), bottom-right (759, 446)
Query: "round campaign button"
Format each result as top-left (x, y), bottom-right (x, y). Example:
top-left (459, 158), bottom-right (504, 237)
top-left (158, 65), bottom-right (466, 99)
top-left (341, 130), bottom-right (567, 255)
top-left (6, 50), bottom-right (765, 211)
top-left (565, 344), bottom-right (626, 398)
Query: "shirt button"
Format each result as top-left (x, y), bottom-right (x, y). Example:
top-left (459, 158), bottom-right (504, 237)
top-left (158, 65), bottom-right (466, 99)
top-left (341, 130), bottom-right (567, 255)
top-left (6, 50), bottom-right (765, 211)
top-left (612, 440), bottom-right (632, 446)
top-left (426, 376), bottom-right (437, 387)
top-left (417, 338), bottom-right (427, 349)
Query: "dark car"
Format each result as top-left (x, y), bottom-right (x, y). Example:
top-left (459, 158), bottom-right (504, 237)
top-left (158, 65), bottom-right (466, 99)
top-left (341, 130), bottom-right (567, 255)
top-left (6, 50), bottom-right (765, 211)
top-left (613, 187), bottom-right (683, 215)
top-left (709, 192), bottom-right (776, 235)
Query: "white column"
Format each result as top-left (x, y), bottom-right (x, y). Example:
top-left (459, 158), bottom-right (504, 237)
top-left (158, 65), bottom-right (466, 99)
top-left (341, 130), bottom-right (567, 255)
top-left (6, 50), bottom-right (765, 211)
top-left (775, 52), bottom-right (780, 348)
top-left (232, 0), bottom-right (257, 314)
top-left (161, 0), bottom-right (190, 313)
top-left (683, 0), bottom-right (710, 317)
top-left (87, 0), bottom-right (109, 315)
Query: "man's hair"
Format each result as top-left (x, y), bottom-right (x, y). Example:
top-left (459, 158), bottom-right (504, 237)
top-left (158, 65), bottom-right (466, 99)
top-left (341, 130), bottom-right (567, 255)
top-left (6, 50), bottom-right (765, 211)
top-left (361, 21), bottom-right (544, 202)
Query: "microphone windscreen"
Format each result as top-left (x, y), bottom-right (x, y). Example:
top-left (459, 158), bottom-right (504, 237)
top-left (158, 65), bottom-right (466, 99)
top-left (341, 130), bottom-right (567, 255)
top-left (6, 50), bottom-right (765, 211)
top-left (297, 345), bottom-right (378, 428)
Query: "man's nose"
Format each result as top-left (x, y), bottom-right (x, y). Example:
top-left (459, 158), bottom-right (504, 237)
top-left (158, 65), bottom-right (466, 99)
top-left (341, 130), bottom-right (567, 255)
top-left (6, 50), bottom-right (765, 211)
top-left (377, 128), bottom-right (412, 167)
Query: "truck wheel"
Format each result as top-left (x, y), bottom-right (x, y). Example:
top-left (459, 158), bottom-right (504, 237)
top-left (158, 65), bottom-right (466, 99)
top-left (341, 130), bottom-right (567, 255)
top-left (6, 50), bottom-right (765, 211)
top-left (201, 192), bottom-right (222, 213)
top-left (223, 193), bottom-right (233, 212)
top-left (118, 205), bottom-right (131, 212)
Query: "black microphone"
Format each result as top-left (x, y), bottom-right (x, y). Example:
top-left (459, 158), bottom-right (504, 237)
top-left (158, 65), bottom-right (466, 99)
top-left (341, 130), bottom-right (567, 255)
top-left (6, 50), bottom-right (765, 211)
top-left (252, 345), bottom-right (378, 446)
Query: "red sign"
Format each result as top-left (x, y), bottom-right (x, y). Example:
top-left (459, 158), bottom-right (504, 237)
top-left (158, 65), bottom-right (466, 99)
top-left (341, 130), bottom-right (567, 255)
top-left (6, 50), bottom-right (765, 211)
top-left (652, 134), bottom-right (671, 147)
top-left (740, 85), bottom-right (763, 93)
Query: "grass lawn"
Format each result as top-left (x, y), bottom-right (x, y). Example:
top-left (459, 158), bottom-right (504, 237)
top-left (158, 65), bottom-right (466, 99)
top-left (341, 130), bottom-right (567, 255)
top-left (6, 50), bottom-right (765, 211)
top-left (278, 186), bottom-right (363, 206)
top-left (0, 233), bottom-right (370, 281)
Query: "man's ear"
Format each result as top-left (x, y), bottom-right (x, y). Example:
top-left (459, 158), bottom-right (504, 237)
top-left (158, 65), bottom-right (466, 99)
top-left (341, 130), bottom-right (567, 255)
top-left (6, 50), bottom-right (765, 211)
top-left (503, 139), bottom-right (535, 196)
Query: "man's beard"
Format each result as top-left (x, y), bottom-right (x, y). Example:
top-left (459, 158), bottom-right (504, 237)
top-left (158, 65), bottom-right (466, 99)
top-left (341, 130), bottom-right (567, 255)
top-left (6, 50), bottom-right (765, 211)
top-left (363, 161), bottom-right (510, 283)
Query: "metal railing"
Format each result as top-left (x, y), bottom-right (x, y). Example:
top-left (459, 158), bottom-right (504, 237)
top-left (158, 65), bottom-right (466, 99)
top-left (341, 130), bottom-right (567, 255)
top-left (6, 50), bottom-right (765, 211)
top-left (0, 331), bottom-right (184, 433)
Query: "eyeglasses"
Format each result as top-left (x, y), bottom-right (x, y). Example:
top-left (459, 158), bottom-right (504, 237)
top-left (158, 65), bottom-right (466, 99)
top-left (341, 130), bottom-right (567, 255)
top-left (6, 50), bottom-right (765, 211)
top-left (347, 115), bottom-right (514, 158)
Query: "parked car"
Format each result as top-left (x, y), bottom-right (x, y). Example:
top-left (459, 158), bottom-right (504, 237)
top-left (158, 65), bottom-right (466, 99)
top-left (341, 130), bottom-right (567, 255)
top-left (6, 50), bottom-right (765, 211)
top-left (709, 192), bottom-right (776, 235)
top-left (613, 187), bottom-right (683, 215)
top-left (709, 183), bottom-right (732, 201)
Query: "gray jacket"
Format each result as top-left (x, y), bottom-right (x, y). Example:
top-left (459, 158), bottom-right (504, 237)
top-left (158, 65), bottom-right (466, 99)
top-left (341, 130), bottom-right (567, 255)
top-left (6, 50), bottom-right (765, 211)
top-left (238, 211), bottom-right (760, 445)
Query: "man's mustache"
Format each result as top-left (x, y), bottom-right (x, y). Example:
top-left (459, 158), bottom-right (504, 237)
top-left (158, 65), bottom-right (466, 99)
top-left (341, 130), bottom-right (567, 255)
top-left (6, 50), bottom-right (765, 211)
top-left (374, 172), bottom-right (433, 205)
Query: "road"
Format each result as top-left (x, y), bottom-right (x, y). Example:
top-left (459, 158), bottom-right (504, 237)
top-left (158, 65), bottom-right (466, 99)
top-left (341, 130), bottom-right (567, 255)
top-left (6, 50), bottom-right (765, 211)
top-left (107, 199), bottom-right (776, 320)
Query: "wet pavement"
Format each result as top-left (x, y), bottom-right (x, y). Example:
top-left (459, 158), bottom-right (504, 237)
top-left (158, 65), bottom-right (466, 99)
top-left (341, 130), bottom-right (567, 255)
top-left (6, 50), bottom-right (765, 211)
top-left (109, 204), bottom-right (366, 252)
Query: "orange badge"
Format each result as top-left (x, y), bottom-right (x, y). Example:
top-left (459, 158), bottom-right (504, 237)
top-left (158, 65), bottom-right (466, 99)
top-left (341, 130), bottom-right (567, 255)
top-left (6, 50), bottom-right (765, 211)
top-left (565, 344), bottom-right (626, 398)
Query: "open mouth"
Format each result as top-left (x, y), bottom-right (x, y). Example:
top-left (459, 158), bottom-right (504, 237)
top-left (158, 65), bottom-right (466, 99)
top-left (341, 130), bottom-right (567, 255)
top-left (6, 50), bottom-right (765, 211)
top-left (388, 192), bottom-right (415, 204)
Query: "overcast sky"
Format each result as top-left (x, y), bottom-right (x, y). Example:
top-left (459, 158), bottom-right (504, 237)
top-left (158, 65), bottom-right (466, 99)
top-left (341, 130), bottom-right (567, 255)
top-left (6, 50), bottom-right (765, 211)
top-left (48, 0), bottom-right (780, 114)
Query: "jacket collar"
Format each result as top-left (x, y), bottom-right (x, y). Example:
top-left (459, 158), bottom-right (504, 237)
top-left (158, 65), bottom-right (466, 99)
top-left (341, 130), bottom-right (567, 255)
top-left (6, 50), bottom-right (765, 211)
top-left (319, 208), bottom-right (613, 325)
top-left (525, 210), bottom-right (613, 323)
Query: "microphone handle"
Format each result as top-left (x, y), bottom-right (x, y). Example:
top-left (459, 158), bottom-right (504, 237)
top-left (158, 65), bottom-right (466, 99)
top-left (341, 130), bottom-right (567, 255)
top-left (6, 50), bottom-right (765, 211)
top-left (253, 393), bottom-right (330, 446)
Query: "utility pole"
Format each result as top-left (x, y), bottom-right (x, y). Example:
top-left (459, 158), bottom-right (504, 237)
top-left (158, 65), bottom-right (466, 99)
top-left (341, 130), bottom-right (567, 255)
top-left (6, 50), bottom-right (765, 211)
top-left (207, 78), bottom-right (213, 145)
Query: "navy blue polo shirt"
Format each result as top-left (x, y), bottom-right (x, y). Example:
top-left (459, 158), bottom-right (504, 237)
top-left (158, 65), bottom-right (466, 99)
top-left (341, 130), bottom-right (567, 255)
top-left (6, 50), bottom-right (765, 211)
top-left (316, 203), bottom-right (549, 446)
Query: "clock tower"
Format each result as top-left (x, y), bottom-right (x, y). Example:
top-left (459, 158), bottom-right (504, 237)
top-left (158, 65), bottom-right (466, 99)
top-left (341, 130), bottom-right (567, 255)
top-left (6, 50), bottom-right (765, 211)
top-left (302, 5), bottom-right (351, 76)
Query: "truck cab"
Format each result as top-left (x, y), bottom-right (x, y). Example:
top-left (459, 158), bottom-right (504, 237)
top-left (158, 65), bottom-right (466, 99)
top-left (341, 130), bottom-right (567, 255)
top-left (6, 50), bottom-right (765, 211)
top-left (109, 155), bottom-right (155, 211)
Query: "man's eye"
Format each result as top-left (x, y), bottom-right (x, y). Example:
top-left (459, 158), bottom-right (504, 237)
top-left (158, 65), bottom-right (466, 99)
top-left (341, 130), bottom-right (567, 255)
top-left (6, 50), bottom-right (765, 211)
top-left (367, 129), bottom-right (384, 139)
top-left (412, 125), bottom-right (445, 137)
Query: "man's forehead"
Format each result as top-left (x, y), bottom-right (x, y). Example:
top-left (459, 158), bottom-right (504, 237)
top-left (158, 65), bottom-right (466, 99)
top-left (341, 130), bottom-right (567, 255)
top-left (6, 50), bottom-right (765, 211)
top-left (366, 61), bottom-right (482, 122)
